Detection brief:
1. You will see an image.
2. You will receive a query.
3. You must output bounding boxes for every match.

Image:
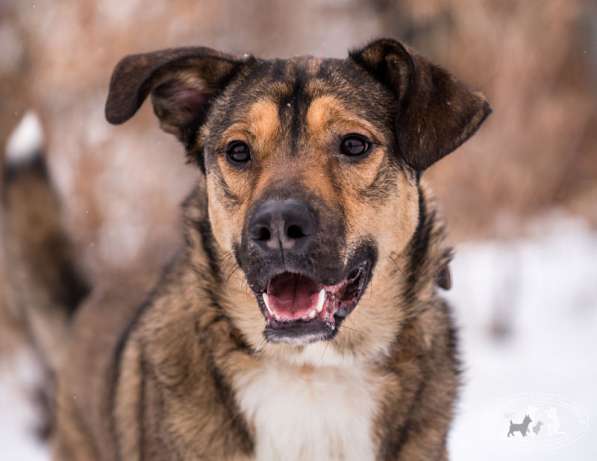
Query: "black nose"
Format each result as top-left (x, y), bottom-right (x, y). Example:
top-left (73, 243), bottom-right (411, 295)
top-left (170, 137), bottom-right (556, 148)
top-left (248, 199), bottom-right (317, 253)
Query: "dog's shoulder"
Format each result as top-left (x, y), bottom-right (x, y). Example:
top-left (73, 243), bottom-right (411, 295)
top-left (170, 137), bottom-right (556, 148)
top-left (112, 255), bottom-right (256, 458)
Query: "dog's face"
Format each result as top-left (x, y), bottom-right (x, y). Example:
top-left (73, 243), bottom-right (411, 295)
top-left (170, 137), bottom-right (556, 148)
top-left (203, 57), bottom-right (408, 346)
top-left (106, 40), bottom-right (490, 350)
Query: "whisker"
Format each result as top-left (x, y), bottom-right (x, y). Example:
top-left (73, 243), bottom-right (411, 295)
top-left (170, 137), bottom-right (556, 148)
top-left (254, 338), bottom-right (268, 353)
top-left (321, 341), bottom-right (329, 362)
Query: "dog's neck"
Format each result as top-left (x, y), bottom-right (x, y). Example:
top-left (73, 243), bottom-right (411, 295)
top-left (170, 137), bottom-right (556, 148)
top-left (180, 182), bottom-right (452, 367)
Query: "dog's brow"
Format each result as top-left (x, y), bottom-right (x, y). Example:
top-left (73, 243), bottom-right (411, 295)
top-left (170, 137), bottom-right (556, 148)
top-left (306, 96), bottom-right (385, 142)
top-left (220, 99), bottom-right (281, 145)
top-left (248, 100), bottom-right (280, 141)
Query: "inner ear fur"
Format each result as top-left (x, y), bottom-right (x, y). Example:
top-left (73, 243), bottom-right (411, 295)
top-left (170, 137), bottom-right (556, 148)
top-left (350, 38), bottom-right (491, 171)
top-left (105, 47), bottom-right (247, 145)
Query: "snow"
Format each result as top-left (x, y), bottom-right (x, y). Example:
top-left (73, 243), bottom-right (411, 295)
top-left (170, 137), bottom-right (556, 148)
top-left (0, 350), bottom-right (48, 461)
top-left (448, 213), bottom-right (597, 460)
top-left (0, 213), bottom-right (595, 459)
top-left (5, 111), bottom-right (44, 164)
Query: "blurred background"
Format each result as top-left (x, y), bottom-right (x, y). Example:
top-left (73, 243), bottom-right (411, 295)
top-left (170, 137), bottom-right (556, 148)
top-left (0, 0), bottom-right (596, 460)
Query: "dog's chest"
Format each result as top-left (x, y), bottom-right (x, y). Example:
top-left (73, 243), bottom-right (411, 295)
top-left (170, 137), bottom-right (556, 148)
top-left (235, 353), bottom-right (379, 461)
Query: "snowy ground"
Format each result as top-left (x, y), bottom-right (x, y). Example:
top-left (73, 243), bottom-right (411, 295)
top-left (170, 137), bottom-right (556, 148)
top-left (1, 213), bottom-right (596, 460)
top-left (0, 349), bottom-right (47, 461)
top-left (448, 213), bottom-right (597, 460)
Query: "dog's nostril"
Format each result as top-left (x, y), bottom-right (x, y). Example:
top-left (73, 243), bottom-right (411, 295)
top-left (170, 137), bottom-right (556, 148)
top-left (286, 224), bottom-right (306, 240)
top-left (255, 226), bottom-right (271, 242)
top-left (249, 199), bottom-right (316, 251)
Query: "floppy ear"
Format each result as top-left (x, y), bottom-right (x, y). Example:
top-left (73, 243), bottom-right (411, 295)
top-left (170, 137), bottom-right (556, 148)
top-left (349, 39), bottom-right (491, 171)
top-left (105, 47), bottom-right (247, 146)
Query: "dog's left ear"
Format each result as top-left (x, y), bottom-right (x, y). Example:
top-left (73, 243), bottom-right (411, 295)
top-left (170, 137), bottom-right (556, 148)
top-left (105, 47), bottom-right (248, 146)
top-left (349, 39), bottom-right (491, 171)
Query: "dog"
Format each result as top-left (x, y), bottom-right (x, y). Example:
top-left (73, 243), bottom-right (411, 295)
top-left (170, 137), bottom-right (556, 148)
top-left (2, 38), bottom-right (490, 460)
top-left (507, 415), bottom-right (533, 437)
top-left (532, 420), bottom-right (543, 435)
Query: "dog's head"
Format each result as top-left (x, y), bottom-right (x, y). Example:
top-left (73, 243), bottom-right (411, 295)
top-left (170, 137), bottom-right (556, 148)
top-left (106, 39), bottom-right (490, 352)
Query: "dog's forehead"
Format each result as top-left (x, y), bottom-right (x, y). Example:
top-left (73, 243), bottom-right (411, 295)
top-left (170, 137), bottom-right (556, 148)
top-left (206, 55), bottom-right (395, 137)
top-left (252, 56), bottom-right (392, 109)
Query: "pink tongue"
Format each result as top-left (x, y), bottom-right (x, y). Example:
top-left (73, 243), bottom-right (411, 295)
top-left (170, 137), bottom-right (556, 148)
top-left (267, 273), bottom-right (319, 320)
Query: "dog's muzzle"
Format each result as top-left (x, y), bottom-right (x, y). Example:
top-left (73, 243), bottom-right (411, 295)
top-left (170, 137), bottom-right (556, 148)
top-left (239, 195), bottom-right (376, 345)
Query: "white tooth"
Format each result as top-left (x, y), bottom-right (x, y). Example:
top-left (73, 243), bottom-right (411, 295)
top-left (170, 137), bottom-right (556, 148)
top-left (263, 294), bottom-right (273, 314)
top-left (308, 309), bottom-right (317, 319)
top-left (316, 289), bottom-right (326, 312)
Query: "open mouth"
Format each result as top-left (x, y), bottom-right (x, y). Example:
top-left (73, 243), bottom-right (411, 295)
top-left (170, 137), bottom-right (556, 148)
top-left (257, 259), bottom-right (372, 344)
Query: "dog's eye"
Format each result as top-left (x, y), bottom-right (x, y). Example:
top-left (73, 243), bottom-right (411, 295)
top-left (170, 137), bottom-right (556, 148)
top-left (226, 141), bottom-right (251, 165)
top-left (340, 134), bottom-right (371, 158)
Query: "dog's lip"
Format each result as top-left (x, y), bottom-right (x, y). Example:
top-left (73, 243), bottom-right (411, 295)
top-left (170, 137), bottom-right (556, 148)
top-left (255, 258), bottom-right (373, 344)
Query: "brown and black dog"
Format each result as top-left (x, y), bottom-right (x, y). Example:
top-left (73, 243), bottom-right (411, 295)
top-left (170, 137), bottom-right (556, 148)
top-left (3, 38), bottom-right (490, 460)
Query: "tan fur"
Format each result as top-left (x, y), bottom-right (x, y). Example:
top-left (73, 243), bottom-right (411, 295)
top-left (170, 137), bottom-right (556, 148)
top-left (306, 95), bottom-right (386, 144)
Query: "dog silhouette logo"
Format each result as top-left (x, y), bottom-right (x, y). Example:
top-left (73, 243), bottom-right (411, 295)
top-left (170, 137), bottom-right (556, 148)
top-left (507, 414), bottom-right (533, 437)
top-left (532, 421), bottom-right (543, 435)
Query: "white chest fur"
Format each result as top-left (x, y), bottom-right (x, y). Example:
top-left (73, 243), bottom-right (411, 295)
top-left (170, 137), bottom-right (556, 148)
top-left (235, 346), bottom-right (379, 461)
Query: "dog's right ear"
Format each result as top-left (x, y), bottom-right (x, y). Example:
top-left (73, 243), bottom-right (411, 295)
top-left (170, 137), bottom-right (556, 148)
top-left (105, 47), bottom-right (249, 147)
top-left (350, 39), bottom-right (491, 171)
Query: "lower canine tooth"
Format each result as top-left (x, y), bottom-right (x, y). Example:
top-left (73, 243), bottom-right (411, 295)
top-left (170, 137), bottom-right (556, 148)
top-left (316, 289), bottom-right (326, 312)
top-left (262, 294), bottom-right (273, 314)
